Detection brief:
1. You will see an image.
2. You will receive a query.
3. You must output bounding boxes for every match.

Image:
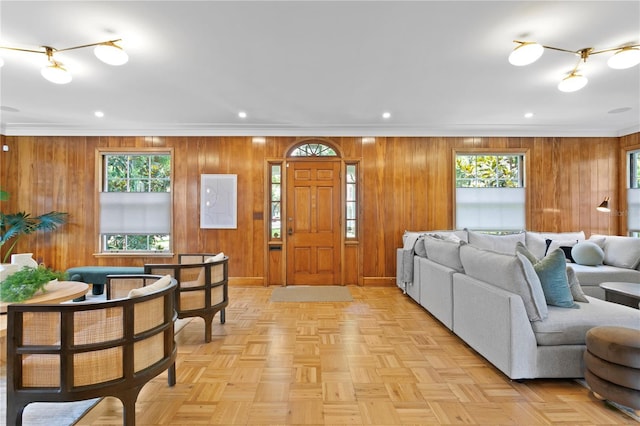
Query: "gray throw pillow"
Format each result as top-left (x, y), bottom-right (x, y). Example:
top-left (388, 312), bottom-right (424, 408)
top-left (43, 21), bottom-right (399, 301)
top-left (571, 241), bottom-right (604, 266)
top-left (423, 235), bottom-right (465, 272)
top-left (566, 266), bottom-right (589, 303)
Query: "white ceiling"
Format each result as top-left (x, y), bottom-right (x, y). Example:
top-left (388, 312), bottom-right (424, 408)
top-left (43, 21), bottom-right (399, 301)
top-left (0, 1), bottom-right (639, 137)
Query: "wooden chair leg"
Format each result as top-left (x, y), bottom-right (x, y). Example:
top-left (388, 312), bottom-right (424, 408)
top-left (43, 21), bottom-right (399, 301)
top-left (168, 362), bottom-right (176, 386)
top-left (204, 313), bottom-right (214, 343)
top-left (7, 401), bottom-right (25, 426)
top-left (119, 387), bottom-right (143, 426)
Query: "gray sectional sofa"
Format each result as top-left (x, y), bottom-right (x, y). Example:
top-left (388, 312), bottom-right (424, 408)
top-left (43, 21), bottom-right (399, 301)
top-left (396, 229), bottom-right (640, 380)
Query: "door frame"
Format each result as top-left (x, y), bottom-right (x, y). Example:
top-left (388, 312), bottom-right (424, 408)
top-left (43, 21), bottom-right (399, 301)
top-left (265, 138), bottom-right (350, 286)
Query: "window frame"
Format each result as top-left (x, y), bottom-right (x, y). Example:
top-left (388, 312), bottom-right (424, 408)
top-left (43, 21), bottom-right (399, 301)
top-left (453, 149), bottom-right (527, 232)
top-left (96, 147), bottom-right (174, 256)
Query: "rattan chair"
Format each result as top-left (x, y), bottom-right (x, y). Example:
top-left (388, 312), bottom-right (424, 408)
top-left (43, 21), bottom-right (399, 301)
top-left (144, 254), bottom-right (229, 343)
top-left (6, 275), bottom-right (177, 426)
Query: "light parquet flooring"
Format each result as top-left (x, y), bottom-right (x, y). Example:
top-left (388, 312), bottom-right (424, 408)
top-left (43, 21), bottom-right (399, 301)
top-left (76, 286), bottom-right (637, 425)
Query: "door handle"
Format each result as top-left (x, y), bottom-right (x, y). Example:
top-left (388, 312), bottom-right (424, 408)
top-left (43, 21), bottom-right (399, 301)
top-left (288, 227), bottom-right (293, 236)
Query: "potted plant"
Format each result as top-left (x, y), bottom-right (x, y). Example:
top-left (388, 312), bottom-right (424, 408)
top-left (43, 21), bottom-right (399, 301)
top-left (0, 189), bottom-right (68, 263)
top-left (0, 265), bottom-right (68, 302)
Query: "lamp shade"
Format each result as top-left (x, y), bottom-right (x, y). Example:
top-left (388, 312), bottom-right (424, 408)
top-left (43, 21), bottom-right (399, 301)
top-left (607, 47), bottom-right (640, 69)
top-left (0, 56), bottom-right (4, 67)
top-left (508, 42), bottom-right (544, 66)
top-left (94, 42), bottom-right (128, 66)
top-left (558, 72), bottom-right (587, 92)
top-left (596, 197), bottom-right (610, 213)
top-left (41, 62), bottom-right (72, 84)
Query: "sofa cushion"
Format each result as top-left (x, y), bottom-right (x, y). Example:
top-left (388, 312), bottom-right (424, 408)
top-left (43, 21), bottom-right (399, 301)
top-left (531, 297), bottom-right (640, 345)
top-left (467, 230), bottom-right (525, 255)
top-left (591, 235), bottom-right (640, 269)
top-left (566, 266), bottom-right (589, 303)
top-left (525, 231), bottom-right (586, 260)
top-left (128, 275), bottom-right (173, 298)
top-left (534, 249), bottom-right (578, 309)
top-left (571, 241), bottom-right (604, 266)
top-left (570, 263), bottom-right (640, 286)
top-left (427, 230), bottom-right (469, 243)
top-left (423, 235), bottom-right (465, 273)
top-left (414, 237), bottom-right (428, 257)
top-left (460, 244), bottom-right (548, 321)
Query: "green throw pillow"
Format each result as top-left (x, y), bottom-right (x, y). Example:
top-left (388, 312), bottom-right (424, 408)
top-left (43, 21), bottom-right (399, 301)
top-left (534, 249), bottom-right (578, 308)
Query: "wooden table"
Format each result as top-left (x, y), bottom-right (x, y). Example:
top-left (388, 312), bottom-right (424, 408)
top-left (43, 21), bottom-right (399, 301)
top-left (599, 282), bottom-right (640, 309)
top-left (0, 280), bottom-right (89, 363)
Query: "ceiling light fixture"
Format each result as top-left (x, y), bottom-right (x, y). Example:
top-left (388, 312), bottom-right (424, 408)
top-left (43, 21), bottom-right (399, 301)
top-left (509, 40), bottom-right (640, 92)
top-left (0, 39), bottom-right (128, 84)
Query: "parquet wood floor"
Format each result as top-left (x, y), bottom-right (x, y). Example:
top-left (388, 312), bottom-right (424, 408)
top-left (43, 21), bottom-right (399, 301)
top-left (76, 286), bottom-right (636, 425)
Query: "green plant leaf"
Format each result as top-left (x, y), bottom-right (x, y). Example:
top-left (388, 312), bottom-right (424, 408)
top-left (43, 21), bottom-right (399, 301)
top-left (0, 265), bottom-right (68, 302)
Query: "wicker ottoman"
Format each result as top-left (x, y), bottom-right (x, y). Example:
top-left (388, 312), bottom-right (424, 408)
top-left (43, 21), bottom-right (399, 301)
top-left (584, 326), bottom-right (640, 415)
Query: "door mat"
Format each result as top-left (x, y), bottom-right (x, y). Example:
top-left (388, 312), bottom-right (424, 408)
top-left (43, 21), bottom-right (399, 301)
top-left (270, 285), bottom-right (353, 302)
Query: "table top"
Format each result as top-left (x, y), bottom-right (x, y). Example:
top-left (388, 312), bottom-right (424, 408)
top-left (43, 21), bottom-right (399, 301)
top-left (0, 280), bottom-right (89, 336)
top-left (599, 282), bottom-right (640, 298)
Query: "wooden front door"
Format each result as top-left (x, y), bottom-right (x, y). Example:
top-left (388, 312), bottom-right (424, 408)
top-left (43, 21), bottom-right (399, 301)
top-left (286, 160), bottom-right (341, 285)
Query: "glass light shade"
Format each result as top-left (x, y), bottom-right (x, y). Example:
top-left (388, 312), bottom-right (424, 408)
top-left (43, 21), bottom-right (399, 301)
top-left (557, 72), bottom-right (587, 92)
top-left (94, 43), bottom-right (128, 66)
top-left (0, 56), bottom-right (4, 67)
top-left (607, 47), bottom-right (640, 69)
top-left (41, 62), bottom-right (72, 84)
top-left (508, 42), bottom-right (544, 66)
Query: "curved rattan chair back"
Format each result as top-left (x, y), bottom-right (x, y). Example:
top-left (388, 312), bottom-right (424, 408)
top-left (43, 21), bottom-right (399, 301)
top-left (144, 255), bottom-right (228, 343)
top-left (6, 274), bottom-right (177, 426)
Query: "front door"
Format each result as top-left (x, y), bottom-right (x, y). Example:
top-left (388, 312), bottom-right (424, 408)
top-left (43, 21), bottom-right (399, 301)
top-left (286, 160), bottom-right (341, 285)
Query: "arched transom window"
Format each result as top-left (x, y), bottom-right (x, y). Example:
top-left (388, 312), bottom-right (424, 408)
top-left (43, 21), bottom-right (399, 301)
top-left (290, 143), bottom-right (337, 157)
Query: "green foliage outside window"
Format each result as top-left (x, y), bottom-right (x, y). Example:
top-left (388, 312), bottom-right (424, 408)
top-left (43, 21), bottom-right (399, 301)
top-left (103, 154), bottom-right (171, 252)
top-left (456, 155), bottom-right (523, 188)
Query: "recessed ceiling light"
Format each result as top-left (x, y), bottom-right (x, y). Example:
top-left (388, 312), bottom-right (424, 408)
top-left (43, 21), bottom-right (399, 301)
top-left (238, 111), bottom-right (247, 119)
top-left (524, 112), bottom-right (534, 118)
top-left (382, 112), bottom-right (391, 119)
top-left (94, 111), bottom-right (104, 118)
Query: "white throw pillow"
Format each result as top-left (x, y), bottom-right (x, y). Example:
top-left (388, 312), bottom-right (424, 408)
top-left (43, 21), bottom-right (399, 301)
top-left (205, 252), bottom-right (226, 263)
top-left (525, 231), bottom-right (586, 260)
top-left (128, 274), bottom-right (173, 298)
top-left (595, 235), bottom-right (640, 269)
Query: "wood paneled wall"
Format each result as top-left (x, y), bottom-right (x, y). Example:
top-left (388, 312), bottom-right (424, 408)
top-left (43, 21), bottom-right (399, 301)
top-left (0, 134), bottom-right (633, 286)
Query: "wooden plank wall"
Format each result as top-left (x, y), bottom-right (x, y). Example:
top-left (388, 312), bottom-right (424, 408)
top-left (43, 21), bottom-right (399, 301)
top-left (0, 134), bottom-right (633, 286)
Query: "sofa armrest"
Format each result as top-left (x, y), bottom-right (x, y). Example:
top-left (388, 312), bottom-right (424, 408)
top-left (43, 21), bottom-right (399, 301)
top-left (452, 273), bottom-right (538, 379)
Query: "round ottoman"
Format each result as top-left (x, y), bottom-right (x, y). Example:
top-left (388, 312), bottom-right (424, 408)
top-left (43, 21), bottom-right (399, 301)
top-left (584, 326), bottom-right (640, 414)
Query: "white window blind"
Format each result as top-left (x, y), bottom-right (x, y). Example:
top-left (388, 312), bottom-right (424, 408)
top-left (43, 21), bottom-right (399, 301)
top-left (628, 188), bottom-right (640, 231)
top-left (456, 187), bottom-right (525, 230)
top-left (100, 192), bottom-right (171, 234)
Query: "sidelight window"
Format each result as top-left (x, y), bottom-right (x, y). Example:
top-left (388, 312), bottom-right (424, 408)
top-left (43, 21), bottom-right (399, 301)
top-left (346, 164), bottom-right (358, 238)
top-left (270, 163), bottom-right (282, 239)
